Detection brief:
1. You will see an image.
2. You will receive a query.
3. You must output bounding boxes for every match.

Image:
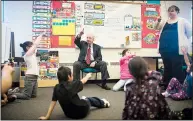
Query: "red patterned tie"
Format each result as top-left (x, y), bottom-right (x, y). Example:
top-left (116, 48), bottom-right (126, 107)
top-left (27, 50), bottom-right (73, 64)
top-left (86, 44), bottom-right (91, 64)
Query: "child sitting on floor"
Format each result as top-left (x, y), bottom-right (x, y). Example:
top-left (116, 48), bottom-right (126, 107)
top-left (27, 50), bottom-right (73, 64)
top-left (112, 49), bottom-right (135, 91)
top-left (162, 47), bottom-right (192, 100)
top-left (122, 56), bottom-right (184, 120)
top-left (1, 64), bottom-right (17, 106)
top-left (10, 32), bottom-right (45, 100)
top-left (39, 66), bottom-right (110, 120)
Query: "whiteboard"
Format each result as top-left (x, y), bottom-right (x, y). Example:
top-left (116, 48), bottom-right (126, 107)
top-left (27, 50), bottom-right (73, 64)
top-left (75, 1), bottom-right (142, 48)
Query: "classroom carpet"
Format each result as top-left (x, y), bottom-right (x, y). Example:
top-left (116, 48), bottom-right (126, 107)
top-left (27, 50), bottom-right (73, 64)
top-left (1, 83), bottom-right (192, 120)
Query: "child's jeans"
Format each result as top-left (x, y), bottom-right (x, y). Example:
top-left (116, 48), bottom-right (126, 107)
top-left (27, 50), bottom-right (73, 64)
top-left (166, 78), bottom-right (188, 100)
top-left (85, 97), bottom-right (105, 108)
top-left (113, 79), bottom-right (133, 91)
top-left (14, 75), bottom-right (38, 100)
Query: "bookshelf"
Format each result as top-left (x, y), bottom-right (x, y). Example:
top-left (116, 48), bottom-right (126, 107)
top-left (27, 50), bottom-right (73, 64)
top-left (20, 50), bottom-right (59, 87)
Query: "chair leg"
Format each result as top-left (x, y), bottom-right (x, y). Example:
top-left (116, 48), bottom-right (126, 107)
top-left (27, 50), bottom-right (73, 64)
top-left (95, 72), bottom-right (97, 80)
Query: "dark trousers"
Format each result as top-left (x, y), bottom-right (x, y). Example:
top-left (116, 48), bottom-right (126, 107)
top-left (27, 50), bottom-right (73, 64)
top-left (85, 97), bottom-right (105, 108)
top-left (73, 61), bottom-right (110, 86)
top-left (161, 53), bottom-right (186, 85)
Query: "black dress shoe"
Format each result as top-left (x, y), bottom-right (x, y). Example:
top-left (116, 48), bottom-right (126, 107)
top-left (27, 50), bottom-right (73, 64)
top-left (102, 85), bottom-right (111, 90)
top-left (31, 95), bottom-right (37, 98)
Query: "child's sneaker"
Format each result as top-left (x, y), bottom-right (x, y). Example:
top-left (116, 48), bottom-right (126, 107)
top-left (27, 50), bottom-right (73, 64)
top-left (7, 87), bottom-right (20, 95)
top-left (162, 91), bottom-right (170, 97)
top-left (101, 98), bottom-right (110, 108)
top-left (81, 96), bottom-right (87, 100)
top-left (7, 89), bottom-right (13, 95)
top-left (12, 87), bottom-right (20, 93)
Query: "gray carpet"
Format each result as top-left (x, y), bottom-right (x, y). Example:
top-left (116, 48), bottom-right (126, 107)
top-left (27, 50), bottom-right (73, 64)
top-left (1, 83), bottom-right (192, 120)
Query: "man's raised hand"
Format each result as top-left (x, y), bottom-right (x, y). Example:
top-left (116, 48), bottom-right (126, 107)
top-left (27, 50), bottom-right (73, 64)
top-left (79, 28), bottom-right (84, 37)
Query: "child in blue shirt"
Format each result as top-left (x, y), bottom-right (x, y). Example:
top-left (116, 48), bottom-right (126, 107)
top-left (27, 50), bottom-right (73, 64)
top-left (162, 47), bottom-right (192, 100)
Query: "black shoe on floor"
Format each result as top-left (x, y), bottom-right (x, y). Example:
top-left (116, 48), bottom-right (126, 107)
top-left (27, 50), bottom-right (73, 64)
top-left (31, 96), bottom-right (37, 98)
top-left (182, 108), bottom-right (192, 120)
top-left (102, 85), bottom-right (111, 90)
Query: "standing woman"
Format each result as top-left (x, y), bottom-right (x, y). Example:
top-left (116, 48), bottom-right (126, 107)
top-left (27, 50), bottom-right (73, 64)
top-left (155, 5), bottom-right (192, 86)
top-left (10, 32), bottom-right (45, 100)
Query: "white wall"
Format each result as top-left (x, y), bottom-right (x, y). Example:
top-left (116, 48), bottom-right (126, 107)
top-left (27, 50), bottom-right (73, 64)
top-left (2, 1), bottom-right (192, 64)
top-left (160, 1), bottom-right (192, 22)
top-left (2, 1), bottom-right (33, 59)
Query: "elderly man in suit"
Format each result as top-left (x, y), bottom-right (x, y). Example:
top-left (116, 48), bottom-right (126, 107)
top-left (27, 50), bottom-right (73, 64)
top-left (73, 28), bottom-right (111, 90)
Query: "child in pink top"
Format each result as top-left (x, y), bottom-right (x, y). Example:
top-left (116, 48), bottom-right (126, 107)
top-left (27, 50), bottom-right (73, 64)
top-left (113, 49), bottom-right (135, 91)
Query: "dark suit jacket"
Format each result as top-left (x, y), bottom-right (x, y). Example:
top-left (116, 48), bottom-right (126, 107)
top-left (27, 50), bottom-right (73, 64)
top-left (74, 36), bottom-right (102, 63)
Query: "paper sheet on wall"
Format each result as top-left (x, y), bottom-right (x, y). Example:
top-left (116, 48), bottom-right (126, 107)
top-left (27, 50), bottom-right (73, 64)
top-left (51, 35), bottom-right (75, 48)
top-left (124, 15), bottom-right (133, 30)
top-left (52, 18), bottom-right (76, 35)
top-left (59, 36), bottom-right (72, 46)
top-left (32, 1), bottom-right (51, 49)
top-left (141, 4), bottom-right (160, 48)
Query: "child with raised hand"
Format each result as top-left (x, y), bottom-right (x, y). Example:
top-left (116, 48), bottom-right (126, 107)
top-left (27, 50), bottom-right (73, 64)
top-left (162, 46), bottom-right (192, 100)
top-left (112, 49), bottom-right (135, 91)
top-left (39, 66), bottom-right (110, 120)
top-left (9, 32), bottom-right (46, 100)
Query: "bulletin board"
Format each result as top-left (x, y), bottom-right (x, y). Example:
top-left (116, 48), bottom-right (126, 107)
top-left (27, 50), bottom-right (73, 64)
top-left (32, 1), bottom-right (161, 49)
top-left (75, 1), bottom-right (142, 48)
top-left (32, 1), bottom-right (52, 49)
top-left (50, 1), bottom-right (76, 48)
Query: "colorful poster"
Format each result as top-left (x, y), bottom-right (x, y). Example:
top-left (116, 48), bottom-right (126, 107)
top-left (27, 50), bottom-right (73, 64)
top-left (52, 18), bottom-right (76, 35)
top-left (36, 50), bottom-right (49, 61)
top-left (52, 1), bottom-right (75, 18)
top-left (141, 4), bottom-right (160, 48)
top-left (51, 1), bottom-right (76, 48)
top-left (49, 51), bottom-right (59, 63)
top-left (47, 68), bottom-right (58, 77)
top-left (132, 32), bottom-right (141, 41)
top-left (124, 15), bottom-right (141, 31)
top-left (51, 35), bottom-right (75, 48)
top-left (37, 50), bottom-right (59, 80)
top-left (32, 1), bottom-right (51, 49)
